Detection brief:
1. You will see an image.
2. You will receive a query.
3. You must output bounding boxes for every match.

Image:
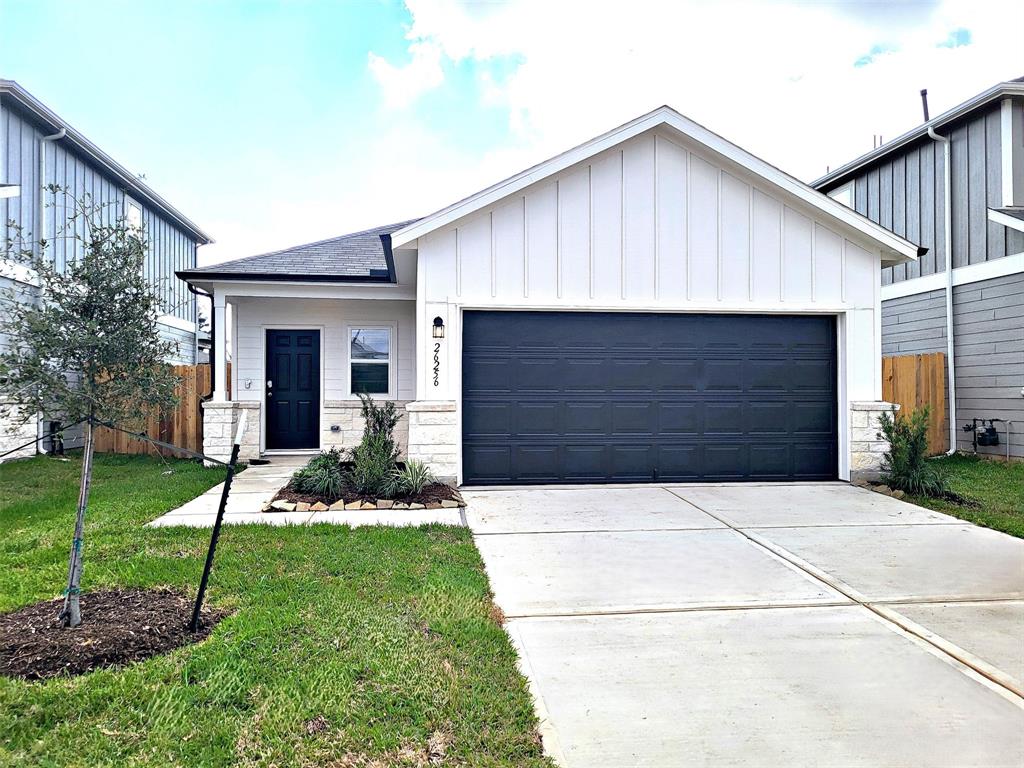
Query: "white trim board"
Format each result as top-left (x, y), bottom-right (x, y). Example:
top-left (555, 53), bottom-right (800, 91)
top-left (157, 313), bottom-right (197, 333)
top-left (988, 208), bottom-right (1024, 234)
top-left (391, 106), bottom-right (919, 265)
top-left (0, 184), bottom-right (20, 199)
top-left (880, 252), bottom-right (1024, 300)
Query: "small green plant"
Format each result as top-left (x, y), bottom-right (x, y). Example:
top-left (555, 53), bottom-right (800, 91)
top-left (292, 449), bottom-right (344, 497)
top-left (344, 395), bottom-right (402, 496)
top-left (878, 406), bottom-right (947, 496)
top-left (386, 460), bottom-right (436, 497)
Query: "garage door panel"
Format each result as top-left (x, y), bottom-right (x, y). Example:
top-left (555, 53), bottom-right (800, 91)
top-left (704, 359), bottom-right (745, 392)
top-left (462, 401), bottom-right (511, 437)
top-left (609, 444), bottom-right (656, 481)
top-left (514, 445), bottom-right (562, 481)
top-left (749, 444), bottom-right (793, 477)
top-left (747, 401), bottom-right (790, 434)
top-left (515, 402), bottom-right (562, 435)
top-left (564, 402), bottom-right (610, 435)
top-left (704, 402), bottom-right (745, 435)
top-left (611, 402), bottom-right (656, 435)
top-left (563, 444), bottom-right (608, 480)
top-left (659, 402), bottom-right (702, 435)
top-left (462, 312), bottom-right (837, 484)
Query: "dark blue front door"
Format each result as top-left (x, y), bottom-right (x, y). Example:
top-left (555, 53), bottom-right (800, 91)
top-left (265, 329), bottom-right (320, 449)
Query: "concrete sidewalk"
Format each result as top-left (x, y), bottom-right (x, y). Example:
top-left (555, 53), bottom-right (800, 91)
top-left (465, 483), bottom-right (1024, 767)
top-left (148, 456), bottom-right (463, 528)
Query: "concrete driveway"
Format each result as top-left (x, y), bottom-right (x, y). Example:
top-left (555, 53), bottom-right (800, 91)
top-left (464, 483), bottom-right (1024, 767)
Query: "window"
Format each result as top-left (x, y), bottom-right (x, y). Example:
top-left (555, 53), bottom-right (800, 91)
top-left (828, 182), bottom-right (854, 208)
top-left (125, 198), bottom-right (143, 236)
top-left (349, 327), bottom-right (392, 395)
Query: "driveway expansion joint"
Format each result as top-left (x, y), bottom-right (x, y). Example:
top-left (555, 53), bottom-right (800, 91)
top-left (665, 486), bottom-right (1024, 702)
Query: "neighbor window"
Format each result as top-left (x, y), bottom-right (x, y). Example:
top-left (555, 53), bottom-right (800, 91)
top-left (350, 327), bottom-right (391, 395)
top-left (125, 198), bottom-right (143, 236)
top-left (828, 182), bottom-right (854, 208)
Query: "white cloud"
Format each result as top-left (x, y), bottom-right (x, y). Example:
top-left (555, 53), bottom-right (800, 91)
top-left (370, 0), bottom-right (1024, 181)
top-left (368, 40), bottom-right (445, 107)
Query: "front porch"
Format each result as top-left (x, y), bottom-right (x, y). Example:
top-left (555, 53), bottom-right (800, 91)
top-left (199, 291), bottom-right (457, 481)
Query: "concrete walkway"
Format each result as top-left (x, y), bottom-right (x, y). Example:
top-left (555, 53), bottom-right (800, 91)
top-left (148, 456), bottom-right (463, 528)
top-left (464, 483), bottom-right (1024, 767)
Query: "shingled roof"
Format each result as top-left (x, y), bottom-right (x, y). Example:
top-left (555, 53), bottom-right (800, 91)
top-left (177, 220), bottom-right (420, 283)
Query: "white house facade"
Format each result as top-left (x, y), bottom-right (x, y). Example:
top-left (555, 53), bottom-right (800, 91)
top-left (180, 107), bottom-right (920, 484)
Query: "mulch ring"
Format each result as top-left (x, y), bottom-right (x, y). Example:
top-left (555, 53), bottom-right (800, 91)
top-left (0, 587), bottom-right (228, 681)
top-left (273, 481), bottom-right (465, 509)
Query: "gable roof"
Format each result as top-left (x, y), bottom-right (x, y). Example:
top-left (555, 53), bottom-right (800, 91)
top-left (0, 79), bottom-right (213, 244)
top-left (391, 105), bottom-right (922, 264)
top-left (176, 220), bottom-right (419, 283)
top-left (813, 77), bottom-right (1024, 191)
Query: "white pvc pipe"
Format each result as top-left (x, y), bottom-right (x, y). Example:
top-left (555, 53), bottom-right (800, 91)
top-left (927, 126), bottom-right (957, 456)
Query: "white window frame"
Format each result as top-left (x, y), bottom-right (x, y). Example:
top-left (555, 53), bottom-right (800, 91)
top-left (827, 181), bottom-right (855, 209)
top-left (346, 322), bottom-right (396, 399)
top-left (124, 197), bottom-right (144, 237)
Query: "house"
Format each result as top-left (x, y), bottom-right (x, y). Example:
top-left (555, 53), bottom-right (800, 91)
top-left (0, 79), bottom-right (213, 459)
top-left (814, 77), bottom-right (1024, 460)
top-left (179, 106), bottom-right (921, 485)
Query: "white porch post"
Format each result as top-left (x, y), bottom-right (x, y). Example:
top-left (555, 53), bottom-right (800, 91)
top-left (213, 292), bottom-right (228, 402)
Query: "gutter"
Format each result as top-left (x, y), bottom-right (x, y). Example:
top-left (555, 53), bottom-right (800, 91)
top-left (814, 81), bottom-right (1024, 190)
top-left (926, 125), bottom-right (958, 457)
top-left (187, 283), bottom-right (215, 400)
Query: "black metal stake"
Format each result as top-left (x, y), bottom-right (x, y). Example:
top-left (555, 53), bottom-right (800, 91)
top-left (190, 433), bottom-right (243, 633)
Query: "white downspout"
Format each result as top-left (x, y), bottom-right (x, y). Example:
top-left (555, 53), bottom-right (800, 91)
top-left (37, 126), bottom-right (66, 252)
top-left (927, 126), bottom-right (957, 456)
top-left (35, 126), bottom-right (66, 453)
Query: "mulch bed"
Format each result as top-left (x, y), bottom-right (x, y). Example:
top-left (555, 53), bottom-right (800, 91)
top-left (273, 481), bottom-right (462, 508)
top-left (0, 587), bottom-right (228, 681)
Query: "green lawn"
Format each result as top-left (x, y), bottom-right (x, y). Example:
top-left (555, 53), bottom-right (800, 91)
top-left (0, 454), bottom-right (550, 767)
top-left (906, 454), bottom-right (1024, 539)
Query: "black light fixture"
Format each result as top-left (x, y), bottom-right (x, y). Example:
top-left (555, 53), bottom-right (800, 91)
top-left (432, 316), bottom-right (445, 339)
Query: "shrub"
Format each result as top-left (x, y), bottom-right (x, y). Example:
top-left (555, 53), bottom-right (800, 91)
top-left (346, 433), bottom-right (398, 496)
top-left (386, 460), bottom-right (436, 497)
top-left (292, 449), bottom-right (344, 497)
top-left (878, 406), bottom-right (947, 496)
top-left (344, 395), bottom-right (402, 496)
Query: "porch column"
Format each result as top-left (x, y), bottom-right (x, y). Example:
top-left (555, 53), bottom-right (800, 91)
top-left (212, 292), bottom-right (228, 402)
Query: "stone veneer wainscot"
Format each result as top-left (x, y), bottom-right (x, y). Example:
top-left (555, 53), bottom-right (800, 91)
top-left (849, 401), bottom-right (899, 482)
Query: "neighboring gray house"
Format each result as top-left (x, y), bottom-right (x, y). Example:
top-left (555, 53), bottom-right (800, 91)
top-left (0, 79), bottom-right (213, 459)
top-left (814, 77), bottom-right (1024, 459)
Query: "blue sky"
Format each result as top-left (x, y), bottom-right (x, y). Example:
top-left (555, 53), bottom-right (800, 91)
top-left (1, 0), bottom-right (1021, 264)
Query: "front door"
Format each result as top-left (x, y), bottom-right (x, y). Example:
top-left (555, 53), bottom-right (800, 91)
top-left (265, 329), bottom-right (320, 450)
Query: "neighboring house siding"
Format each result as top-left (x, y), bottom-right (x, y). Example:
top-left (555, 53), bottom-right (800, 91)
top-left (159, 322), bottom-right (198, 365)
top-left (835, 105), bottom-right (1024, 285)
top-left (880, 289), bottom-right (947, 356)
top-left (0, 99), bottom-right (198, 333)
top-left (953, 271), bottom-right (1024, 458)
top-left (881, 273), bottom-right (1024, 458)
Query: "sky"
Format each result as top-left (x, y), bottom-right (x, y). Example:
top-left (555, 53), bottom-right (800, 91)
top-left (1, 0), bottom-right (1022, 266)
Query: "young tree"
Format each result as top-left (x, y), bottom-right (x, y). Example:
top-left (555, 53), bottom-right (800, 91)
top-left (0, 193), bottom-right (180, 627)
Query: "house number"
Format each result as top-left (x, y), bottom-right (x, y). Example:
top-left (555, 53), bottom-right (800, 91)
top-left (432, 342), bottom-right (441, 387)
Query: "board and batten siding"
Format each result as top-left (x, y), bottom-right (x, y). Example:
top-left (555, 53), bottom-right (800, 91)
top-left (418, 127), bottom-right (886, 413)
top-left (0, 98), bottom-right (199, 355)
top-left (881, 271), bottom-right (1024, 458)
top-left (828, 103), bottom-right (1024, 286)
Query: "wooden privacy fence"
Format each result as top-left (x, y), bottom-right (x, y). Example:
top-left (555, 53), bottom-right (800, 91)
top-left (882, 352), bottom-right (948, 455)
top-left (93, 363), bottom-right (229, 456)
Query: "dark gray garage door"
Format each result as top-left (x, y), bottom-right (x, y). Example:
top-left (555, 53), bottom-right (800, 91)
top-left (461, 311), bottom-right (837, 485)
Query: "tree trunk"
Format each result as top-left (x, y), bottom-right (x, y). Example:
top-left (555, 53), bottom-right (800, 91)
top-left (59, 418), bottom-right (94, 628)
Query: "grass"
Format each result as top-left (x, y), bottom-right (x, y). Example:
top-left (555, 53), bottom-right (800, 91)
top-left (0, 453), bottom-right (550, 767)
top-left (905, 454), bottom-right (1024, 539)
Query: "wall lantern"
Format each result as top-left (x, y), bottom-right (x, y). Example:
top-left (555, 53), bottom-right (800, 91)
top-left (432, 316), bottom-right (445, 339)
